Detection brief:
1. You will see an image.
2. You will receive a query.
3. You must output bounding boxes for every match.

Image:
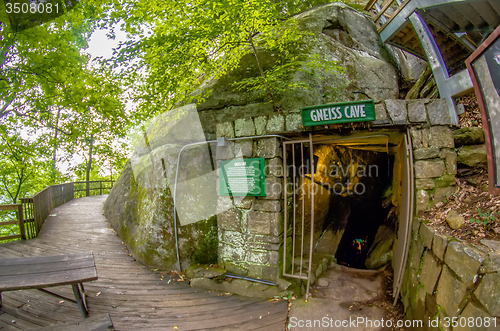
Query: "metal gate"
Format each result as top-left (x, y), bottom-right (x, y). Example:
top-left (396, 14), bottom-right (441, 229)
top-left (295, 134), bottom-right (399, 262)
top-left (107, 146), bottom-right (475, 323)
top-left (282, 134), bottom-right (315, 299)
top-left (282, 132), bottom-right (414, 302)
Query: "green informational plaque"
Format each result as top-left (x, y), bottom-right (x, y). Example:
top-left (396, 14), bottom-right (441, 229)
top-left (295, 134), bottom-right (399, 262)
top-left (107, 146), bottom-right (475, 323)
top-left (301, 100), bottom-right (376, 127)
top-left (219, 158), bottom-right (266, 197)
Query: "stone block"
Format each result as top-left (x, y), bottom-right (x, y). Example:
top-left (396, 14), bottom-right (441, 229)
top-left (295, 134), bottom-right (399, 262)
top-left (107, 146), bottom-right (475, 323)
top-left (480, 252), bottom-right (500, 274)
top-left (266, 114), bottom-right (285, 133)
top-left (233, 139), bottom-right (253, 158)
top-left (409, 238), bottom-right (424, 271)
top-left (410, 127), bottom-right (423, 149)
top-left (224, 262), bottom-right (249, 275)
top-left (265, 158), bottom-right (284, 177)
top-left (217, 208), bottom-right (242, 232)
top-left (261, 265), bottom-right (279, 280)
top-left (269, 251), bottom-right (279, 265)
top-left (473, 273), bottom-right (500, 316)
top-left (285, 112), bottom-right (303, 132)
top-left (216, 143), bottom-right (235, 160)
top-left (216, 121), bottom-right (235, 138)
top-left (216, 196), bottom-right (233, 213)
top-left (446, 210), bottom-right (465, 230)
top-left (254, 116), bottom-right (267, 135)
top-left (247, 242), bottom-right (280, 251)
top-left (413, 287), bottom-right (427, 321)
top-left (430, 187), bottom-right (456, 207)
top-left (222, 231), bottom-right (245, 246)
top-left (440, 149), bottom-right (457, 175)
top-left (408, 100), bottom-right (428, 123)
top-left (414, 160), bottom-right (446, 178)
top-left (235, 118), bottom-right (256, 137)
top-left (373, 103), bottom-right (390, 124)
top-left (436, 265), bottom-right (468, 317)
top-left (245, 234), bottom-right (280, 244)
top-left (263, 177), bottom-right (283, 200)
top-left (456, 302), bottom-right (491, 331)
top-left (444, 241), bottom-right (485, 287)
top-left (416, 179), bottom-right (435, 190)
top-left (427, 99), bottom-right (452, 125)
top-left (248, 211), bottom-right (279, 235)
top-left (425, 293), bottom-right (439, 316)
top-left (247, 250), bottom-right (269, 264)
top-left (416, 189), bottom-right (430, 214)
top-left (432, 231), bottom-right (448, 261)
top-left (219, 243), bottom-right (246, 261)
top-left (256, 138), bottom-right (280, 158)
top-left (413, 146), bottom-right (440, 160)
top-left (435, 174), bottom-right (456, 188)
top-left (412, 217), bottom-right (422, 238)
top-left (429, 126), bottom-right (454, 148)
top-left (419, 223), bottom-right (434, 249)
top-left (420, 251), bottom-right (442, 294)
top-left (385, 99), bottom-right (408, 124)
top-left (454, 127), bottom-right (485, 147)
top-left (234, 197), bottom-right (254, 209)
top-left (253, 200), bottom-right (281, 212)
top-left (421, 128), bottom-right (430, 147)
top-left (457, 145), bottom-right (487, 168)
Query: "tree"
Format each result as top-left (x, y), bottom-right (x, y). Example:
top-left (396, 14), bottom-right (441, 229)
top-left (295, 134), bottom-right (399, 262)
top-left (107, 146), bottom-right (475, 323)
top-left (96, 0), bottom-right (344, 114)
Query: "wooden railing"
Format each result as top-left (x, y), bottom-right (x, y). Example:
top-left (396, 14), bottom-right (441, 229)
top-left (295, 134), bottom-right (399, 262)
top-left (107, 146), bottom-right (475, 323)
top-left (0, 204), bottom-right (25, 241)
top-left (0, 180), bottom-right (114, 242)
top-left (364, 0), bottom-right (411, 32)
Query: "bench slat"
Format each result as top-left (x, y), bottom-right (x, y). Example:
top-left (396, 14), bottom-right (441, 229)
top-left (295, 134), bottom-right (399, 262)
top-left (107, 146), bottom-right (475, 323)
top-left (0, 253), bottom-right (93, 267)
top-left (0, 257), bottom-right (96, 277)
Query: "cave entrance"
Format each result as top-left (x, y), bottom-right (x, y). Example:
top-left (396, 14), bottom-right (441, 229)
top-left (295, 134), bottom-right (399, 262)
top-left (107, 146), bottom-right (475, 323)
top-left (282, 132), bottom-right (414, 301)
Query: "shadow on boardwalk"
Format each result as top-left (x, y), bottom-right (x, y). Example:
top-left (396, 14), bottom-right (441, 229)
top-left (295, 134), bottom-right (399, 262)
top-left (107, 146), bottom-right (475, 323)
top-left (0, 196), bottom-right (288, 330)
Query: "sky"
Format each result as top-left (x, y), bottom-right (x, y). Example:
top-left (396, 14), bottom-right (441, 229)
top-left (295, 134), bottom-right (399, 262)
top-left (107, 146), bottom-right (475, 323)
top-left (87, 28), bottom-right (128, 59)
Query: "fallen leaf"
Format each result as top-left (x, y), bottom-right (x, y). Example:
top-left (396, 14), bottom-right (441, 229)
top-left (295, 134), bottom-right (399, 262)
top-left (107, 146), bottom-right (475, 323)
top-left (174, 327), bottom-right (178, 330)
top-left (96, 292), bottom-right (101, 297)
top-left (59, 300), bottom-right (64, 304)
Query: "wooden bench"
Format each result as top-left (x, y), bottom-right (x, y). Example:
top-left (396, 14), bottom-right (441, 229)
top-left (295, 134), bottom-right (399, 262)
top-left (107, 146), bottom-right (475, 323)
top-left (0, 252), bottom-right (98, 318)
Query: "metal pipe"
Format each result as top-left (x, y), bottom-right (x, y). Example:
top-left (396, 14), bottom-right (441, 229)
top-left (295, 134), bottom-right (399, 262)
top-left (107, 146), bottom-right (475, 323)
top-left (172, 134), bottom-right (292, 272)
top-left (305, 133), bottom-right (315, 300)
top-left (225, 272), bottom-right (277, 286)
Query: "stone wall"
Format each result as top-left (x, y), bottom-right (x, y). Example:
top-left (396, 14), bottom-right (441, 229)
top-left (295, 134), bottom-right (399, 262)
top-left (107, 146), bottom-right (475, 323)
top-left (403, 219), bottom-right (500, 328)
top-left (214, 98), bottom-right (459, 282)
top-left (215, 137), bottom-right (284, 281)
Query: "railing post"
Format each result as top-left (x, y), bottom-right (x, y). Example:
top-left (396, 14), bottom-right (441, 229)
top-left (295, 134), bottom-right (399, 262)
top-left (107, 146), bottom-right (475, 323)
top-left (100, 181), bottom-right (102, 195)
top-left (17, 204), bottom-right (26, 240)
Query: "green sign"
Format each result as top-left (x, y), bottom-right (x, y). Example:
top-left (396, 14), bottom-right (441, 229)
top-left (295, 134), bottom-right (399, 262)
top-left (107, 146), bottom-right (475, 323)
top-left (301, 100), bottom-right (376, 127)
top-left (219, 158), bottom-right (266, 197)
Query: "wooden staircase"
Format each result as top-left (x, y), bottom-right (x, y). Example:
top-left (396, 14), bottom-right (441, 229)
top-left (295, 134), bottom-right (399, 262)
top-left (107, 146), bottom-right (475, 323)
top-left (364, 0), bottom-right (500, 123)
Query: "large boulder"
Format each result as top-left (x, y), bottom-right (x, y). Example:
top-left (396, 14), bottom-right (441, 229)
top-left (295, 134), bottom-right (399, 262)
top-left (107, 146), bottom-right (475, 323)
top-left (197, 3), bottom-right (400, 135)
top-left (104, 105), bottom-right (219, 270)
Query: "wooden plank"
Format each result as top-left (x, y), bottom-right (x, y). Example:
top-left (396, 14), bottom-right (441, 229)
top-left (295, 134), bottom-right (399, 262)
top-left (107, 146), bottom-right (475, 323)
top-left (0, 204), bottom-right (21, 211)
top-left (0, 253), bottom-right (93, 267)
top-left (373, 0), bottom-right (394, 23)
top-left (0, 257), bottom-right (96, 277)
top-left (0, 220), bottom-right (20, 226)
top-left (0, 266), bottom-right (97, 291)
top-left (0, 234), bottom-right (21, 241)
top-left (27, 313), bottom-right (114, 331)
top-left (378, 0), bottom-right (411, 33)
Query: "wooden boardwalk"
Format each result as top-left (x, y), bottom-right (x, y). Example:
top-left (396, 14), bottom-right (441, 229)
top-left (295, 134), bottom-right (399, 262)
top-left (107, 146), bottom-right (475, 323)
top-left (0, 196), bottom-right (288, 330)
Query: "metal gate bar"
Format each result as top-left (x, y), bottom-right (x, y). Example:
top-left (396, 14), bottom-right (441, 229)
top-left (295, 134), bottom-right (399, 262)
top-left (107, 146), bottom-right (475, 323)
top-left (282, 134), bottom-right (315, 299)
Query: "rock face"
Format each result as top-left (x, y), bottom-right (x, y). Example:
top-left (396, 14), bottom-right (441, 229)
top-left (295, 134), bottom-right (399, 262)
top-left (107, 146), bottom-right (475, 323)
top-left (454, 127), bottom-right (485, 146)
top-left (104, 105), bottom-right (218, 270)
top-left (197, 3), bottom-right (400, 136)
top-left (457, 144), bottom-right (487, 167)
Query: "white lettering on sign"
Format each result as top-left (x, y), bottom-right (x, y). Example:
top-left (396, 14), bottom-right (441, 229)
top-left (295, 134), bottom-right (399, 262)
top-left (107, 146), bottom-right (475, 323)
top-left (310, 107), bottom-right (343, 122)
top-left (234, 162), bottom-right (245, 166)
top-left (344, 105), bottom-right (367, 119)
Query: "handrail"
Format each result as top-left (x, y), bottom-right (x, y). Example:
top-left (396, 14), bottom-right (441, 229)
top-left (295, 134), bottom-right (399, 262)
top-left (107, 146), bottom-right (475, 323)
top-left (0, 204), bottom-right (25, 241)
top-left (0, 180), bottom-right (114, 242)
top-left (364, 0), bottom-right (409, 31)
